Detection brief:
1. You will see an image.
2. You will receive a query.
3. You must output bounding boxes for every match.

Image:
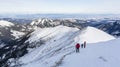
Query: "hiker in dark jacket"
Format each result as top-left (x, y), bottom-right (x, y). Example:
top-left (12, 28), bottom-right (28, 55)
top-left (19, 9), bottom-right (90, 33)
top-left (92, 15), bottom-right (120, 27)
top-left (84, 41), bottom-right (86, 48)
top-left (75, 43), bottom-right (80, 53)
top-left (81, 44), bottom-right (84, 48)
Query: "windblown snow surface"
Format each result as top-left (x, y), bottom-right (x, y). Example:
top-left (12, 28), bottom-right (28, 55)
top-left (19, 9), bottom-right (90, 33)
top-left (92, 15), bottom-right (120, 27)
top-left (18, 25), bottom-right (119, 67)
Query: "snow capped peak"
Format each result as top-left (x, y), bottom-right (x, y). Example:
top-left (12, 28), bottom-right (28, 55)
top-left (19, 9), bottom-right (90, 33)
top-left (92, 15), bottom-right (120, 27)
top-left (30, 18), bottom-right (53, 26)
top-left (76, 26), bottom-right (115, 43)
top-left (0, 20), bottom-right (14, 27)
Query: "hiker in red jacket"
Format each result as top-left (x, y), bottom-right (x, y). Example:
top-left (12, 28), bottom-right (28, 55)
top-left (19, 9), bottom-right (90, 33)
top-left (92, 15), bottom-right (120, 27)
top-left (75, 43), bottom-right (80, 53)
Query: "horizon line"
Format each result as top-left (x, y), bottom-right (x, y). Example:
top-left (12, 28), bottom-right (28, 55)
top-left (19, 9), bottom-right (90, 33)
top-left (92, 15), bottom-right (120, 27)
top-left (0, 13), bottom-right (120, 15)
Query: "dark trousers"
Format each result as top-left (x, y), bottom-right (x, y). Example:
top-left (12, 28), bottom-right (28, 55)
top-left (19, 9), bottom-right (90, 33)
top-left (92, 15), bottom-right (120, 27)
top-left (76, 48), bottom-right (79, 53)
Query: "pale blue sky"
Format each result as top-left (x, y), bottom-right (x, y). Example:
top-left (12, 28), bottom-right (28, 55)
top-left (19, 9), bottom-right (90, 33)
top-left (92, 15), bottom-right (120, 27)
top-left (0, 0), bottom-right (120, 14)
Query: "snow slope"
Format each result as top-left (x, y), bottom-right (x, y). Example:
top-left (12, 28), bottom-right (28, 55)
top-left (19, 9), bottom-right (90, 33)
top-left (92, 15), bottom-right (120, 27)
top-left (18, 26), bottom-right (115, 67)
top-left (0, 20), bottom-right (14, 27)
top-left (19, 26), bottom-right (80, 67)
top-left (60, 38), bottom-right (120, 67)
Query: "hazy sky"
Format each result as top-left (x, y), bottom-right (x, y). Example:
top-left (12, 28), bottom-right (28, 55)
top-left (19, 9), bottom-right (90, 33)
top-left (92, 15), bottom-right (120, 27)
top-left (0, 0), bottom-right (120, 14)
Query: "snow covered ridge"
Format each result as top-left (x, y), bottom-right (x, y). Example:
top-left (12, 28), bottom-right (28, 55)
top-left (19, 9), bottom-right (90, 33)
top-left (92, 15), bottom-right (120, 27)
top-left (26, 25), bottom-right (79, 44)
top-left (26, 25), bottom-right (115, 46)
top-left (17, 26), bottom-right (116, 67)
top-left (0, 20), bottom-right (14, 27)
top-left (77, 26), bottom-right (115, 43)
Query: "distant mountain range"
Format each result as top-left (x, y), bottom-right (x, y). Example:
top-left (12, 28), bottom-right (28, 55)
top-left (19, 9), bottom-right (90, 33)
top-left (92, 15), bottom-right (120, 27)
top-left (0, 14), bottom-right (120, 19)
